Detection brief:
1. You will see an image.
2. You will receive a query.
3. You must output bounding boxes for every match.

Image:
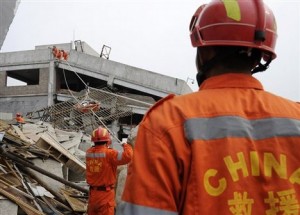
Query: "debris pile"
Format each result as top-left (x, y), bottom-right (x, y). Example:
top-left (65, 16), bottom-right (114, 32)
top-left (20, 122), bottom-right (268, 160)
top-left (0, 86), bottom-right (149, 214)
top-left (0, 119), bottom-right (90, 214)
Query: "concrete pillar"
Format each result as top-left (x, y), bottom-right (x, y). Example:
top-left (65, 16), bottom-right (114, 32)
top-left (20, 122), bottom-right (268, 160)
top-left (0, 71), bottom-right (6, 89)
top-left (110, 97), bottom-right (120, 143)
top-left (48, 61), bottom-right (56, 106)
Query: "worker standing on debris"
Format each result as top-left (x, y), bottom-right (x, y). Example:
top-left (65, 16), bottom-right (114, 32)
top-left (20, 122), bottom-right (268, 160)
top-left (15, 113), bottom-right (25, 131)
top-left (117, 0), bottom-right (300, 214)
top-left (86, 126), bottom-right (133, 215)
top-left (15, 113), bottom-right (24, 123)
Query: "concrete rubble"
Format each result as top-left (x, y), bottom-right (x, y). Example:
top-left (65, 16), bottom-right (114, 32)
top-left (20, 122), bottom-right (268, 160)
top-left (0, 118), bottom-right (133, 214)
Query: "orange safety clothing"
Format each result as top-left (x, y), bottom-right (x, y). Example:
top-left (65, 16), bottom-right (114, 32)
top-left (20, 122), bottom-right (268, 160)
top-left (62, 50), bottom-right (68, 60)
top-left (52, 47), bottom-right (59, 57)
top-left (118, 73), bottom-right (300, 215)
top-left (86, 143), bottom-right (133, 215)
top-left (16, 116), bottom-right (24, 123)
top-left (52, 46), bottom-right (68, 60)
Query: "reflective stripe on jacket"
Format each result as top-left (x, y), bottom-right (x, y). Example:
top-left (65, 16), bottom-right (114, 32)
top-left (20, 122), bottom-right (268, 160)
top-left (118, 73), bottom-right (300, 215)
top-left (86, 144), bottom-right (133, 186)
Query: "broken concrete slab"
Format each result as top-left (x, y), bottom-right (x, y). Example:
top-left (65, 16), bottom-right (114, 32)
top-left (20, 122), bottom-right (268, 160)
top-left (36, 133), bottom-right (86, 175)
top-left (0, 199), bottom-right (18, 215)
top-left (30, 158), bottom-right (65, 195)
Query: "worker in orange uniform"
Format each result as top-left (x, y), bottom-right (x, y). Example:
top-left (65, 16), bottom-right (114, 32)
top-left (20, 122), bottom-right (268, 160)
top-left (52, 46), bottom-right (68, 60)
top-left (15, 113), bottom-right (24, 123)
top-left (117, 0), bottom-right (300, 214)
top-left (15, 113), bottom-right (25, 131)
top-left (52, 46), bottom-right (59, 58)
top-left (61, 50), bottom-right (68, 61)
top-left (86, 126), bottom-right (133, 215)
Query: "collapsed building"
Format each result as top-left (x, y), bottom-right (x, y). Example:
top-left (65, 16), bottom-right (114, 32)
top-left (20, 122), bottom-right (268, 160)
top-left (0, 42), bottom-right (192, 214)
top-left (0, 41), bottom-right (192, 135)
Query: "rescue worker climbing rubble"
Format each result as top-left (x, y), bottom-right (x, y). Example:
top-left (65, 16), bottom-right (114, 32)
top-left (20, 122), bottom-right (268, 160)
top-left (117, 0), bottom-right (300, 214)
top-left (15, 112), bottom-right (25, 130)
top-left (86, 126), bottom-right (133, 215)
top-left (15, 113), bottom-right (24, 123)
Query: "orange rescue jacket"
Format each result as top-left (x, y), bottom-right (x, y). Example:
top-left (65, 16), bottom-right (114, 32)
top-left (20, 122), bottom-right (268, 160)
top-left (16, 116), bottom-right (24, 123)
top-left (118, 73), bottom-right (300, 215)
top-left (86, 144), bottom-right (133, 187)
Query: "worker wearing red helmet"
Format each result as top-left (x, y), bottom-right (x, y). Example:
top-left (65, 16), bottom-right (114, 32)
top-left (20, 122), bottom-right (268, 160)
top-left (117, 0), bottom-right (300, 214)
top-left (86, 126), bottom-right (133, 215)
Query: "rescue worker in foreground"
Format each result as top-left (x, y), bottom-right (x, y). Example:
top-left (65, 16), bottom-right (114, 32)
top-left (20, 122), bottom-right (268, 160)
top-left (117, 0), bottom-right (300, 214)
top-left (86, 126), bottom-right (133, 215)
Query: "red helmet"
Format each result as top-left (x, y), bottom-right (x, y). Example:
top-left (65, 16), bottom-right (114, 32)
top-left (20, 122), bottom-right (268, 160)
top-left (16, 113), bottom-right (21, 117)
top-left (189, 0), bottom-right (277, 61)
top-left (91, 127), bottom-right (111, 143)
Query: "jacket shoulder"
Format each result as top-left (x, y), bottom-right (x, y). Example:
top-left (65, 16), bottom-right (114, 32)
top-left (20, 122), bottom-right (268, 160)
top-left (106, 147), bottom-right (117, 152)
top-left (147, 94), bottom-right (175, 113)
top-left (144, 94), bottom-right (175, 116)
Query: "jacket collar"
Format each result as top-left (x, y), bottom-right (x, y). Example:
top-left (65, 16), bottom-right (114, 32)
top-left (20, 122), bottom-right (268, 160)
top-left (199, 73), bottom-right (264, 91)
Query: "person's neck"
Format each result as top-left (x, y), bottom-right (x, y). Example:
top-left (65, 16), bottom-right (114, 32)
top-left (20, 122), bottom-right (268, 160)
top-left (206, 68), bottom-right (252, 78)
top-left (94, 144), bottom-right (106, 147)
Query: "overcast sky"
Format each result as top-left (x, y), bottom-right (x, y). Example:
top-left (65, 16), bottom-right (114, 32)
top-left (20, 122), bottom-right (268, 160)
top-left (1, 0), bottom-right (300, 100)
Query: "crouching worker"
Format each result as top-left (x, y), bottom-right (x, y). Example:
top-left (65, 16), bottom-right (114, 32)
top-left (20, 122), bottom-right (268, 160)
top-left (86, 126), bottom-right (133, 215)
